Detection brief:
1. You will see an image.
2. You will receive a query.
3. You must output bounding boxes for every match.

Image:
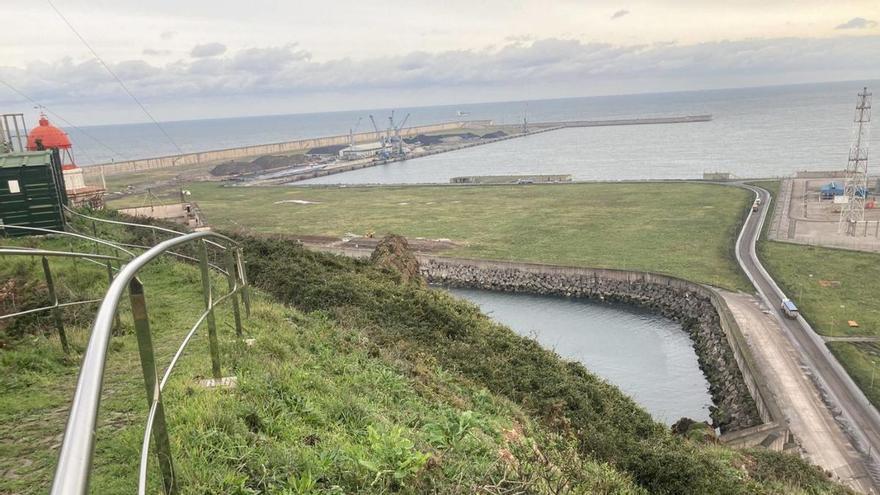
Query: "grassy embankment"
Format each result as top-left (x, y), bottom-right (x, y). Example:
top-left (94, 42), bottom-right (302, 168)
top-left (110, 181), bottom-right (753, 291)
top-left (1, 232), bottom-right (645, 494)
top-left (0, 214), bottom-right (852, 494)
top-left (751, 180), bottom-right (880, 409)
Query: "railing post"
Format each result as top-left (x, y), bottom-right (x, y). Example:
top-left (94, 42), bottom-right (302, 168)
top-left (128, 278), bottom-right (178, 494)
top-left (198, 241), bottom-right (222, 378)
top-left (41, 256), bottom-right (69, 354)
top-left (224, 250), bottom-right (243, 337)
top-left (235, 248), bottom-right (251, 318)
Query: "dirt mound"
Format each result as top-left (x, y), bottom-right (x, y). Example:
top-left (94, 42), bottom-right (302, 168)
top-left (210, 154), bottom-right (310, 176)
top-left (370, 234), bottom-right (424, 285)
top-left (307, 144), bottom-right (347, 155)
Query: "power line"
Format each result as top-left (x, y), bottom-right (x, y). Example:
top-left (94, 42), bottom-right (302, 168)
top-left (0, 77), bottom-right (125, 163)
top-left (46, 0), bottom-right (184, 156)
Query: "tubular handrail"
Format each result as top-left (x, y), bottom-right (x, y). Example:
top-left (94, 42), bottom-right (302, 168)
top-left (49, 230), bottom-right (247, 495)
top-left (1, 224), bottom-right (137, 257)
top-left (0, 247), bottom-right (123, 262)
top-left (0, 248), bottom-right (126, 351)
top-left (63, 206), bottom-right (230, 251)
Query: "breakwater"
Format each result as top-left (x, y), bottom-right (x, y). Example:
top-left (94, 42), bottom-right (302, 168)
top-left (85, 114), bottom-right (712, 183)
top-left (83, 120), bottom-right (490, 178)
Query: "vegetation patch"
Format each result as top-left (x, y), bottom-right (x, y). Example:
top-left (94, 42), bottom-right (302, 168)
top-left (109, 181), bottom-right (754, 290)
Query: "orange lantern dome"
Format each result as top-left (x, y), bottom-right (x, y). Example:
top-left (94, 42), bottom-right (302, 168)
top-left (27, 114), bottom-right (76, 168)
top-left (27, 114), bottom-right (72, 150)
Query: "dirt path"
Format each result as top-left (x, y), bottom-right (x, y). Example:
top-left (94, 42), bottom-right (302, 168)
top-left (721, 290), bottom-right (874, 491)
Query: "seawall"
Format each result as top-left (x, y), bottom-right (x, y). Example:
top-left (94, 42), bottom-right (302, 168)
top-left (418, 257), bottom-right (763, 433)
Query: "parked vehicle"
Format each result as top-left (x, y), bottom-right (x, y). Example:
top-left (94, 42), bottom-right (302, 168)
top-left (781, 299), bottom-right (799, 319)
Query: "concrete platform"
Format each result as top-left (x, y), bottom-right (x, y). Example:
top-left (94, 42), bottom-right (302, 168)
top-left (770, 176), bottom-right (880, 252)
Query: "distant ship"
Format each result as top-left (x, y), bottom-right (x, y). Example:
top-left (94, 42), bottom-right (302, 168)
top-left (456, 110), bottom-right (470, 117)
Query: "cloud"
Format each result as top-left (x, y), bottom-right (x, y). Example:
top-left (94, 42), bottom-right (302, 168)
top-left (190, 42), bottom-right (228, 58)
top-left (611, 9), bottom-right (630, 20)
top-left (835, 17), bottom-right (877, 30)
top-left (3, 36), bottom-right (879, 106)
top-left (142, 48), bottom-right (171, 56)
top-left (159, 30), bottom-right (177, 40)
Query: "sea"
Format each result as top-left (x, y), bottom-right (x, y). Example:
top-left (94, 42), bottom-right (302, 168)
top-left (70, 79), bottom-right (879, 184)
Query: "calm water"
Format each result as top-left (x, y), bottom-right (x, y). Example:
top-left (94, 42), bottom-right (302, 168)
top-left (302, 80), bottom-right (879, 184)
top-left (447, 288), bottom-right (712, 424)
top-left (69, 80), bottom-right (878, 184)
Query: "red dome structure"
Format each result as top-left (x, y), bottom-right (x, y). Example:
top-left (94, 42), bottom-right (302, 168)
top-left (27, 114), bottom-right (76, 168)
top-left (27, 114), bottom-right (72, 150)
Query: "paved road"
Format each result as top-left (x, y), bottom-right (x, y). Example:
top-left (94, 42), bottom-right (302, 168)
top-left (736, 184), bottom-right (880, 493)
top-left (721, 290), bottom-right (869, 489)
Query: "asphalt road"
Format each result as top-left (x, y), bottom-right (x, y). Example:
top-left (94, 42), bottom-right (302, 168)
top-left (736, 184), bottom-right (880, 493)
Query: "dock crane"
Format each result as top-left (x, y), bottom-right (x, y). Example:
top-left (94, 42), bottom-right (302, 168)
top-left (368, 114), bottom-right (387, 157)
top-left (348, 116), bottom-right (362, 150)
top-left (393, 113), bottom-right (410, 157)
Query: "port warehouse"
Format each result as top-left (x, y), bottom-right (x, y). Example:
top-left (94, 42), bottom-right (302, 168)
top-left (0, 150), bottom-right (68, 235)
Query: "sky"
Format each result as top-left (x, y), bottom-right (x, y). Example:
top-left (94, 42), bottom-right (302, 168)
top-left (1, 0), bottom-right (879, 125)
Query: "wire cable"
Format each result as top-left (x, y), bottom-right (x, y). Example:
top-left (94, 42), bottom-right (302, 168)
top-left (0, 77), bottom-right (126, 163)
top-left (46, 0), bottom-right (185, 156)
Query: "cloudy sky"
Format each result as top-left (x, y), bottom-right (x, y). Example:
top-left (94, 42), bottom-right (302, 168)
top-left (1, 0), bottom-right (879, 125)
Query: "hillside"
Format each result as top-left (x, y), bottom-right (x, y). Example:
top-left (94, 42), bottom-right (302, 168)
top-left (0, 214), bottom-right (852, 494)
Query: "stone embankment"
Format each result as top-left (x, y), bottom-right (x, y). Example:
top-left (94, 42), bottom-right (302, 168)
top-left (419, 257), bottom-right (762, 433)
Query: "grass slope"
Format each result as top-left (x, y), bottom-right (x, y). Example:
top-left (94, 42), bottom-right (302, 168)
top-left (1, 233), bottom-right (646, 494)
top-left (111, 181), bottom-right (753, 290)
top-left (240, 234), bottom-right (851, 495)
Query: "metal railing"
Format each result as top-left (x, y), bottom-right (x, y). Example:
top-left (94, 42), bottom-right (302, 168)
top-left (49, 230), bottom-right (250, 495)
top-left (0, 247), bottom-right (126, 354)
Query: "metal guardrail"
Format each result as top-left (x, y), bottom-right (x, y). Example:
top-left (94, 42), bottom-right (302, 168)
top-left (0, 247), bottom-right (126, 354)
top-left (48, 230), bottom-right (249, 495)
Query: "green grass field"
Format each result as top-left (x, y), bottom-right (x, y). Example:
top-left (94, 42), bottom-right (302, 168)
top-left (111, 182), bottom-right (754, 290)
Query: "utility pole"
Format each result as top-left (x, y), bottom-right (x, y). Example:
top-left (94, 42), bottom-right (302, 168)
top-left (839, 87), bottom-right (872, 235)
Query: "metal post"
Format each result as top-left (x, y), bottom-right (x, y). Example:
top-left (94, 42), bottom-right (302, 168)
top-left (42, 257), bottom-right (69, 354)
top-left (224, 250), bottom-right (243, 337)
top-left (235, 248), bottom-right (251, 318)
top-left (198, 241), bottom-right (221, 378)
top-left (128, 278), bottom-right (178, 494)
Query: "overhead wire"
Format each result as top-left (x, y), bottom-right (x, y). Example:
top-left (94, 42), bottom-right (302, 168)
top-left (46, 0), bottom-right (185, 156)
top-left (0, 77), bottom-right (127, 163)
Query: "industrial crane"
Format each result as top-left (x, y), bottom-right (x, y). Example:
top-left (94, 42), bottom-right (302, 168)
top-left (348, 117), bottom-right (362, 150)
top-left (393, 113), bottom-right (410, 157)
top-left (368, 114), bottom-right (387, 157)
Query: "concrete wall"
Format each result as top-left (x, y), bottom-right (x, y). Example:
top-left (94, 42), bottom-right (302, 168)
top-left (84, 120), bottom-right (492, 178)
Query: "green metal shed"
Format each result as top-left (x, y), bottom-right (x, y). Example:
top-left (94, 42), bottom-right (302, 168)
top-left (0, 150), bottom-right (68, 236)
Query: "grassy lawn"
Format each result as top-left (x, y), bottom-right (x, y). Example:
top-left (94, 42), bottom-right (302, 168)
top-left (828, 342), bottom-right (880, 410)
top-left (111, 181), bottom-right (754, 290)
top-left (759, 242), bottom-right (880, 337)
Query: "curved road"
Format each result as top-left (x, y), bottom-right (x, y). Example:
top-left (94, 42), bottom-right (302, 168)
top-left (736, 184), bottom-right (880, 493)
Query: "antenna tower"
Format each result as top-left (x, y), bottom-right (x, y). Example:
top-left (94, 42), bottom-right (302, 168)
top-left (838, 87), bottom-right (872, 235)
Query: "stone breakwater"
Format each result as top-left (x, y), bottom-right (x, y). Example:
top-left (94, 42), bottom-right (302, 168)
top-left (420, 258), bottom-right (762, 433)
